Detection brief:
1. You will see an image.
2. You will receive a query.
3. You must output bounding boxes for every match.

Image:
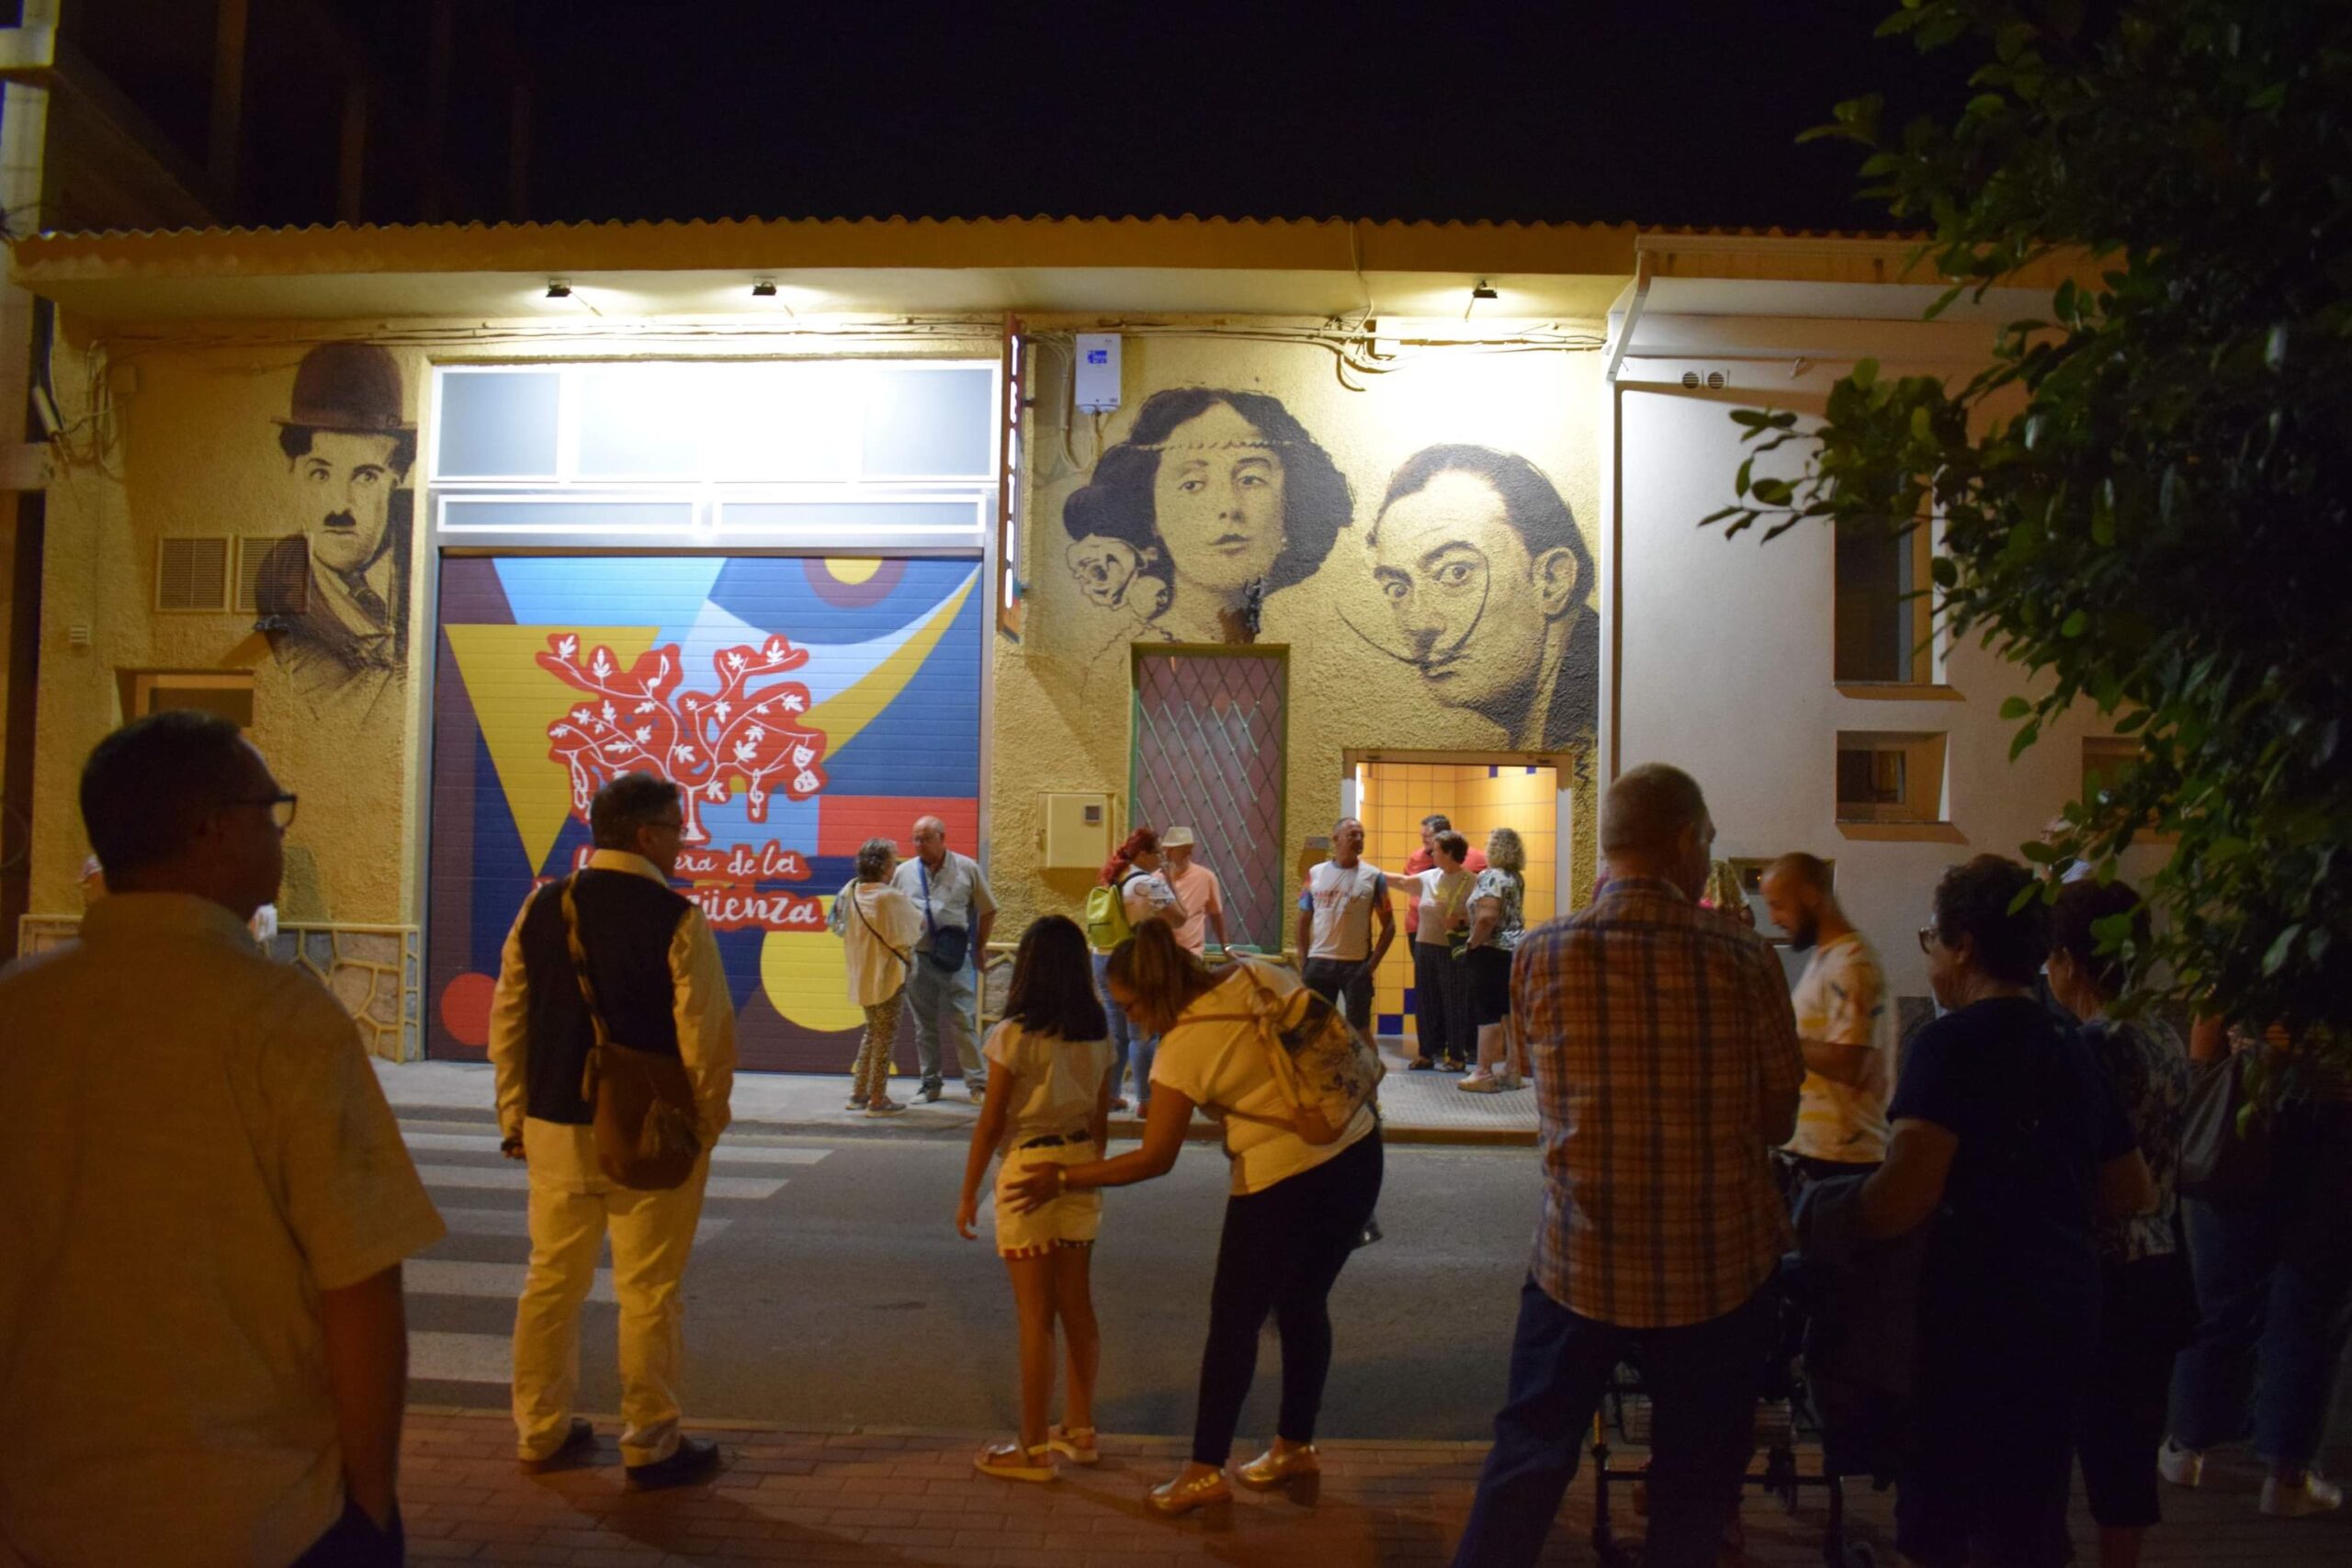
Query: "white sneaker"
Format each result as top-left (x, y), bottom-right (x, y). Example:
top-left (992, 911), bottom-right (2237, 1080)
top-left (2259, 1471), bottom-right (2344, 1517)
top-left (2157, 1438), bottom-right (2203, 1489)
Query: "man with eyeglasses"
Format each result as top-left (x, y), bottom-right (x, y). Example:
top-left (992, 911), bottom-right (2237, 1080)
top-left (0, 711), bottom-right (444, 1566)
top-left (490, 771), bottom-right (736, 1492)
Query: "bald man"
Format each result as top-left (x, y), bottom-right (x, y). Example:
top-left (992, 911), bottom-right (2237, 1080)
top-left (1454, 763), bottom-right (1802, 1568)
top-left (892, 816), bottom-right (997, 1102)
top-left (1760, 853), bottom-right (1892, 1182)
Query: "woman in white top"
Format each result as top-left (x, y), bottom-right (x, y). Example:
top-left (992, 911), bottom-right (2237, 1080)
top-left (1408, 830), bottom-right (1477, 1070)
top-left (1007, 921), bottom-right (1385, 1516)
top-left (840, 837), bottom-right (923, 1116)
top-left (1459, 826), bottom-right (1531, 1093)
top-left (1091, 827), bottom-right (1187, 1111)
top-left (956, 915), bottom-right (1115, 1483)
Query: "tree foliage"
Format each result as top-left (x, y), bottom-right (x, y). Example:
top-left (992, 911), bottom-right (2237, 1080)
top-left (1705, 0), bottom-right (2351, 1058)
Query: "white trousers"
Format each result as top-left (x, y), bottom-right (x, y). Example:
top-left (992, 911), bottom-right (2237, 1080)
top-left (512, 1117), bottom-right (711, 1467)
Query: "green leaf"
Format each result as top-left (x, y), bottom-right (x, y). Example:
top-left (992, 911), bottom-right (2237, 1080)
top-left (2010, 720), bottom-right (2041, 761)
top-left (1930, 556), bottom-right (1958, 589)
top-left (2000, 695), bottom-right (2031, 719)
top-left (1851, 358), bottom-right (1879, 389)
top-left (2061, 610), bottom-right (2089, 637)
top-left (2263, 926), bottom-right (2301, 976)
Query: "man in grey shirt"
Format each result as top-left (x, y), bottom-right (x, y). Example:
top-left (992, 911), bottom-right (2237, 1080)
top-left (892, 815), bottom-right (998, 1102)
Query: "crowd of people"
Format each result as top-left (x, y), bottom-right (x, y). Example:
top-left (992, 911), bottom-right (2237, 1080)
top-left (5, 716), bottom-right (2346, 1568)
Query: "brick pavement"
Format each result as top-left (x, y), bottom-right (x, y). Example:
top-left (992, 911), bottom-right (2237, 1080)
top-left (400, 1408), bottom-right (2348, 1565)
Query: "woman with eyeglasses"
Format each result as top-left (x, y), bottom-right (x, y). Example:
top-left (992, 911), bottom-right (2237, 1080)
top-left (1860, 855), bottom-right (2155, 1568)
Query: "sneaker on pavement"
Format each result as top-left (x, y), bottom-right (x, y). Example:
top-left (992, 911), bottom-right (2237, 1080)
top-left (844, 1097), bottom-right (868, 1111)
top-left (1458, 1072), bottom-right (1503, 1093)
top-left (625, 1437), bottom-right (722, 1492)
top-left (2157, 1438), bottom-right (2203, 1489)
top-left (866, 1099), bottom-right (908, 1117)
top-left (968, 1083), bottom-right (988, 1102)
top-left (916, 1081), bottom-right (943, 1103)
top-left (2260, 1471), bottom-right (2344, 1517)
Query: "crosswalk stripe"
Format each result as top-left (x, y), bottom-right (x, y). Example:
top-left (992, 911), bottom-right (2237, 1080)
top-left (407, 1331), bottom-right (512, 1385)
top-left (435, 1205), bottom-right (731, 1241)
top-left (415, 1164), bottom-right (786, 1201)
top-left (399, 1130), bottom-right (827, 1166)
top-left (407, 1258), bottom-right (616, 1304)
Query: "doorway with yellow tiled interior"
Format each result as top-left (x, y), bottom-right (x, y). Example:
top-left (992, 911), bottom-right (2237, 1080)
top-left (1343, 755), bottom-right (1569, 1054)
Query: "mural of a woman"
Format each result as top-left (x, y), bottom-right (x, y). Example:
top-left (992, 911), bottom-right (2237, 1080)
top-left (1060, 388), bottom-right (1352, 645)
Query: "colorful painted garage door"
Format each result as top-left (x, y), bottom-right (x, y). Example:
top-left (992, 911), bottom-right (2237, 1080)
top-left (427, 554), bottom-right (983, 1071)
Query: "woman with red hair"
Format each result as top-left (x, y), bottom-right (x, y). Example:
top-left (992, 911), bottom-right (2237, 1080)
top-left (1091, 827), bottom-right (1186, 1111)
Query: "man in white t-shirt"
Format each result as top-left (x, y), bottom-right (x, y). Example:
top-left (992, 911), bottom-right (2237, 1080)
top-left (1761, 852), bottom-right (1892, 1179)
top-left (1160, 826), bottom-right (1228, 955)
top-left (1294, 816), bottom-right (1396, 1032)
top-left (0, 712), bottom-right (445, 1566)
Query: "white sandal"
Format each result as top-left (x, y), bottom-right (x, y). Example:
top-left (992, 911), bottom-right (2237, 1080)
top-left (974, 1438), bottom-right (1055, 1483)
top-left (1047, 1424), bottom-right (1100, 1464)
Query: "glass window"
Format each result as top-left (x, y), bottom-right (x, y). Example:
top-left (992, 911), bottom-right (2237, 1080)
top-left (435, 370), bottom-right (560, 478)
top-left (1834, 523), bottom-right (1933, 684)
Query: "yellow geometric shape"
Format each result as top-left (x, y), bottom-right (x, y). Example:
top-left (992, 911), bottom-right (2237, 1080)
top-left (800, 570), bottom-right (975, 747)
top-left (761, 908), bottom-right (866, 1033)
top-left (825, 557), bottom-right (885, 585)
top-left (445, 624), bottom-right (661, 875)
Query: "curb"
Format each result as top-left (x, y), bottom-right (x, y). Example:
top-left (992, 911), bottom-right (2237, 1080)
top-left (390, 1104), bottom-right (1536, 1148)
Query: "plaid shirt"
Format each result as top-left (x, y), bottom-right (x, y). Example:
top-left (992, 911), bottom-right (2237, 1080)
top-left (1514, 876), bottom-right (1804, 1327)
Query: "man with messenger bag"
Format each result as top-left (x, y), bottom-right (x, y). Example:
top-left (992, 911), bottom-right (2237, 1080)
top-left (893, 812), bottom-right (998, 1103)
top-left (491, 772), bottom-right (736, 1490)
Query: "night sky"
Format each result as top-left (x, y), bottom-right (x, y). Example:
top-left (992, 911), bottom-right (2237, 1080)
top-left (496, 1), bottom-right (1969, 232)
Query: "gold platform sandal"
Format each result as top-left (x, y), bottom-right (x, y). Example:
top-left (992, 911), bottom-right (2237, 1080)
top-left (1047, 1424), bottom-right (1099, 1465)
top-left (973, 1439), bottom-right (1054, 1483)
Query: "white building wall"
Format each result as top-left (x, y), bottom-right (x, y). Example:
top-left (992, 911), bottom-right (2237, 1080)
top-left (1610, 319), bottom-right (2165, 1013)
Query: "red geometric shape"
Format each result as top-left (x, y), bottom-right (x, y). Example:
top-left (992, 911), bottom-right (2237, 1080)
top-left (439, 971), bottom-right (499, 1049)
top-left (818, 795), bottom-right (980, 858)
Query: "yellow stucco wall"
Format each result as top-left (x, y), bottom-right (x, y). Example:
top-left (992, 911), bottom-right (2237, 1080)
top-left (28, 310), bottom-right (1602, 987)
top-left (988, 327), bottom-right (1606, 942)
top-left (32, 323), bottom-right (426, 921)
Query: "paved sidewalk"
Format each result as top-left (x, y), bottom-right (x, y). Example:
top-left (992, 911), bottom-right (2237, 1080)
top-left (400, 1409), bottom-right (2346, 1565)
top-left (374, 1051), bottom-right (1538, 1145)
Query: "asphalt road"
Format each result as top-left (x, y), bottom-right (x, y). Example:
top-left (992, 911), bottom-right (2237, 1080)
top-left (400, 1115), bottom-right (1545, 1442)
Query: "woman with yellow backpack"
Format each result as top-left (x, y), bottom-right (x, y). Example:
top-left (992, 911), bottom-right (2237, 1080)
top-left (1085, 827), bottom-right (1186, 1111)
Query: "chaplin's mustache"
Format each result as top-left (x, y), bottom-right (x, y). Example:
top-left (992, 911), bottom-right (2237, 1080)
top-left (320, 511), bottom-right (358, 531)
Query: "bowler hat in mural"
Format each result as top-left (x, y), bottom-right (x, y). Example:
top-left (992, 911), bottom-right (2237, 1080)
top-left (272, 343), bottom-right (415, 434)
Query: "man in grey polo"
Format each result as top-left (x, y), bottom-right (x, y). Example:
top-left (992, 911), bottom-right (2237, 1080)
top-left (892, 815), bottom-right (998, 1102)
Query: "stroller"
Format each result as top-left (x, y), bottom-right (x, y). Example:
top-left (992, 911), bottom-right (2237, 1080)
top-left (1586, 1260), bottom-right (1878, 1567)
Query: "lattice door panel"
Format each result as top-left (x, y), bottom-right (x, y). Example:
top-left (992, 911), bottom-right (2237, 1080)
top-left (1133, 652), bottom-right (1286, 950)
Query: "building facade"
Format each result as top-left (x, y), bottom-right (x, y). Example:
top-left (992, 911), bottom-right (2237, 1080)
top-left (5, 217), bottom-right (2153, 1066)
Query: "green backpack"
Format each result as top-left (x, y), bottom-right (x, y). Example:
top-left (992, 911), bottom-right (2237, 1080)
top-left (1084, 872), bottom-right (1138, 949)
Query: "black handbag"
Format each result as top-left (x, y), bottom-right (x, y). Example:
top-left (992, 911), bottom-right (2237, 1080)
top-left (917, 857), bottom-right (970, 972)
top-left (2177, 1050), bottom-right (2273, 1203)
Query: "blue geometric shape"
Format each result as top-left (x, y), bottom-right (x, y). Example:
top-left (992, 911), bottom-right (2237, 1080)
top-left (1377, 1012), bottom-right (1405, 1037)
top-left (707, 556), bottom-right (978, 646)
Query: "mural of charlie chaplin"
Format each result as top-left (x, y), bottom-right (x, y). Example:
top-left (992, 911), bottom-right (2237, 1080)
top-left (254, 343), bottom-right (414, 709)
top-left (1363, 444), bottom-right (1599, 750)
top-left (1060, 387), bottom-right (1352, 645)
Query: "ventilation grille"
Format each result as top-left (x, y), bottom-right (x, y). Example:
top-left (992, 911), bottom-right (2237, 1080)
top-left (155, 537), bottom-right (230, 612)
top-left (236, 535), bottom-right (306, 614)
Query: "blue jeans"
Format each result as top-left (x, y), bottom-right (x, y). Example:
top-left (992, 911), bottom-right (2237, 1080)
top-left (1452, 1278), bottom-right (1771, 1568)
top-left (2170, 1104), bottom-right (2352, 1469)
top-left (1091, 952), bottom-right (1156, 1105)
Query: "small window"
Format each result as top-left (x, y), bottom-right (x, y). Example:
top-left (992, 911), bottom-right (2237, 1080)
top-left (236, 536), bottom-right (307, 615)
top-left (119, 670), bottom-right (255, 728)
top-left (1837, 730), bottom-right (1947, 824)
top-left (2081, 737), bottom-right (2143, 806)
top-left (1833, 522), bottom-right (1933, 684)
top-left (155, 537), bottom-right (230, 613)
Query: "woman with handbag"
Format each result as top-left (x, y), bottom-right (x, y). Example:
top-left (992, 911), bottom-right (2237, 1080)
top-left (2045, 879), bottom-right (2193, 1568)
top-left (1459, 826), bottom-right (1531, 1093)
top-left (1003, 919), bottom-right (1384, 1517)
top-left (2161, 1013), bottom-right (2352, 1518)
top-left (840, 837), bottom-right (924, 1117)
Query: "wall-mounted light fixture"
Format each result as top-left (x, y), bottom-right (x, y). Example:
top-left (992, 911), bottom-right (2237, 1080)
top-left (1464, 278), bottom-right (1499, 322)
top-left (751, 279), bottom-right (778, 299)
top-left (545, 279), bottom-right (572, 300)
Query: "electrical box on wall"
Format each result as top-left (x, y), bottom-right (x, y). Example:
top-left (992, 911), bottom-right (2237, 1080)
top-left (1038, 791), bottom-right (1112, 870)
top-left (1073, 333), bottom-right (1122, 413)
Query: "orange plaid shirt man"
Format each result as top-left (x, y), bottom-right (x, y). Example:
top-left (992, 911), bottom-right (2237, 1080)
top-left (1514, 875), bottom-right (1804, 1328)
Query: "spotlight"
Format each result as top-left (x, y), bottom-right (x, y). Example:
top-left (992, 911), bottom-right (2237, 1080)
top-left (752, 279), bottom-right (778, 299)
top-left (545, 279), bottom-right (571, 299)
top-left (1470, 280), bottom-right (1499, 302)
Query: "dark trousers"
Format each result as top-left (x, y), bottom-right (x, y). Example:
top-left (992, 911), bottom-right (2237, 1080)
top-left (1193, 1131), bottom-right (1385, 1465)
top-left (1301, 956), bottom-right (1374, 1032)
top-left (1411, 942), bottom-right (1472, 1063)
top-left (1452, 1279), bottom-right (1773, 1568)
top-left (2082, 1252), bottom-right (2194, 1529)
top-left (293, 1499), bottom-right (402, 1567)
